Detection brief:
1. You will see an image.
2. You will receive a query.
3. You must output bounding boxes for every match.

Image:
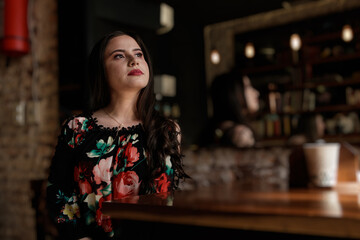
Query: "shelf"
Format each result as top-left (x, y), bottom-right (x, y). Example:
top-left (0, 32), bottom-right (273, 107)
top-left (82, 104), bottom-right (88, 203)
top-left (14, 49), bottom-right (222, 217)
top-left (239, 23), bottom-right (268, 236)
top-left (301, 78), bottom-right (360, 89)
top-left (255, 134), bottom-right (360, 148)
top-left (302, 32), bottom-right (341, 44)
top-left (271, 104), bottom-right (360, 115)
top-left (240, 52), bottom-right (360, 76)
top-left (232, 9), bottom-right (360, 148)
top-left (311, 104), bottom-right (360, 113)
top-left (305, 52), bottom-right (360, 65)
top-left (241, 63), bottom-right (292, 75)
top-left (282, 78), bottom-right (360, 91)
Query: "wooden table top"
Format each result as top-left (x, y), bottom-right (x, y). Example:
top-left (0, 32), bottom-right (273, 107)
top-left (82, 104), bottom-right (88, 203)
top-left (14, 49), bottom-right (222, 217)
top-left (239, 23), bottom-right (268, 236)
top-left (102, 183), bottom-right (360, 239)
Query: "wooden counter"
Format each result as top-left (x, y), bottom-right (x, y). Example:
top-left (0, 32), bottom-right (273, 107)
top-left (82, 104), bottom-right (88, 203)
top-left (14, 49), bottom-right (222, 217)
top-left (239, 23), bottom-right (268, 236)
top-left (102, 183), bottom-right (360, 239)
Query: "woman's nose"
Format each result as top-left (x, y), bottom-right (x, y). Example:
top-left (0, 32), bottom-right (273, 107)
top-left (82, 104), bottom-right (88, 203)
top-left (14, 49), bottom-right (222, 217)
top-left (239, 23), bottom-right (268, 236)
top-left (128, 56), bottom-right (139, 66)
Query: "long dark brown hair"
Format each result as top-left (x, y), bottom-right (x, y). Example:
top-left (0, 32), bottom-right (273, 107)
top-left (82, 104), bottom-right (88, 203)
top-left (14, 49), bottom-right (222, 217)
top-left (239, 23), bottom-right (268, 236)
top-left (211, 71), bottom-right (248, 124)
top-left (87, 30), bottom-right (187, 191)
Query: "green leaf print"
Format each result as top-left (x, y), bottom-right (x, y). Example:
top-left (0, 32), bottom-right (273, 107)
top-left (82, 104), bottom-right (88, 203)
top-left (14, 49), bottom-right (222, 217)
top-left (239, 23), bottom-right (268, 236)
top-left (87, 136), bottom-right (116, 158)
top-left (81, 119), bottom-right (89, 131)
top-left (85, 211), bottom-right (95, 225)
top-left (119, 134), bottom-right (131, 146)
top-left (100, 183), bottom-right (112, 197)
top-left (166, 166), bottom-right (173, 176)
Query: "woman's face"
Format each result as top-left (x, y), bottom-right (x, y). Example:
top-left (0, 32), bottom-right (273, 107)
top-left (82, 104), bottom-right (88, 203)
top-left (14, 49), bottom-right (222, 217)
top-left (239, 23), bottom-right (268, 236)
top-left (104, 35), bottom-right (149, 96)
top-left (243, 75), bottom-right (259, 113)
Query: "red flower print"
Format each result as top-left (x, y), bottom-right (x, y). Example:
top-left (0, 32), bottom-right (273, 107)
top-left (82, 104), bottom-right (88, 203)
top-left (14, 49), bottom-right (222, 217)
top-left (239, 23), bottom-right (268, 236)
top-left (96, 208), bottom-right (102, 226)
top-left (79, 178), bottom-right (92, 195)
top-left (95, 197), bottom-right (113, 233)
top-left (74, 166), bottom-right (79, 182)
top-left (98, 196), bottom-right (105, 208)
top-left (96, 209), bottom-right (113, 233)
top-left (101, 216), bottom-right (113, 233)
top-left (113, 171), bottom-right (140, 200)
top-left (75, 134), bottom-right (84, 145)
top-left (96, 197), bottom-right (105, 226)
top-left (103, 194), bottom-right (112, 202)
top-left (119, 135), bottom-right (126, 144)
top-left (154, 173), bottom-right (171, 193)
top-left (75, 162), bottom-right (92, 196)
top-left (74, 161), bottom-right (93, 183)
top-left (115, 147), bottom-right (125, 169)
top-left (124, 143), bottom-right (140, 167)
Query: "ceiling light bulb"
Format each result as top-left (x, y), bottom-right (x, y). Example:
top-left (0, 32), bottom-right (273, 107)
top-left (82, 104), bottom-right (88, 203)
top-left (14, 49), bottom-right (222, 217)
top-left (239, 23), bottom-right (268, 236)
top-left (342, 24), bottom-right (353, 42)
top-left (245, 42), bottom-right (255, 58)
top-left (210, 49), bottom-right (220, 64)
top-left (290, 33), bottom-right (301, 51)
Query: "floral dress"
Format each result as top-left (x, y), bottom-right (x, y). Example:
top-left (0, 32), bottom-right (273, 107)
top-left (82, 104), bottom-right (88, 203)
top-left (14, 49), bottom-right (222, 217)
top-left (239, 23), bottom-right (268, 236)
top-left (46, 113), bottom-right (174, 239)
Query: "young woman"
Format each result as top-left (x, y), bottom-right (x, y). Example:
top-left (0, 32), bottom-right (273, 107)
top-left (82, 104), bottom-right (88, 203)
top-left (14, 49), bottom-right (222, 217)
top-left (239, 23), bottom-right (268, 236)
top-left (47, 30), bottom-right (187, 239)
top-left (202, 72), bottom-right (260, 148)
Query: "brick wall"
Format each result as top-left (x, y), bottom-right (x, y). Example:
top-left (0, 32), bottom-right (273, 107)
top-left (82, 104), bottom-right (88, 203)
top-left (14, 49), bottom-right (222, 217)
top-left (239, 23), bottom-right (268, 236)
top-left (0, 0), bottom-right (59, 239)
top-left (180, 147), bottom-right (290, 190)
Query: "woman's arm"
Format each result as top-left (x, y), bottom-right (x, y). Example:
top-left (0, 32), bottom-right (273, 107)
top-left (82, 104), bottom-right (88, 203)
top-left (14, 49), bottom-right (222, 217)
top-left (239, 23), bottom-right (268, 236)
top-left (46, 117), bottom-right (91, 239)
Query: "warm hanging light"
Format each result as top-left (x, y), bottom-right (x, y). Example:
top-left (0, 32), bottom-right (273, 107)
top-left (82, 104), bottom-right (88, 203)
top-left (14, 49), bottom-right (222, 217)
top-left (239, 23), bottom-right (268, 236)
top-left (157, 3), bottom-right (174, 34)
top-left (210, 49), bottom-right (220, 64)
top-left (290, 33), bottom-right (301, 51)
top-left (245, 42), bottom-right (255, 58)
top-left (342, 24), bottom-right (354, 42)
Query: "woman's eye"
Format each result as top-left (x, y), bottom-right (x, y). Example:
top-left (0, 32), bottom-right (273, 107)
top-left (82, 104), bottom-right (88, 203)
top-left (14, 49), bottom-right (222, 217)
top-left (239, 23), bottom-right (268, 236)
top-left (114, 54), bottom-right (124, 59)
top-left (135, 52), bottom-right (143, 58)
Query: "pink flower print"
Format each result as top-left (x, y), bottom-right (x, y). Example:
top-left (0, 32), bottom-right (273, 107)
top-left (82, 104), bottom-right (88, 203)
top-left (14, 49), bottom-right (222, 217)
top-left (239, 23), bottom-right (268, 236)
top-left (68, 117), bottom-right (86, 131)
top-left (113, 171), bottom-right (140, 200)
top-left (93, 156), bottom-right (113, 185)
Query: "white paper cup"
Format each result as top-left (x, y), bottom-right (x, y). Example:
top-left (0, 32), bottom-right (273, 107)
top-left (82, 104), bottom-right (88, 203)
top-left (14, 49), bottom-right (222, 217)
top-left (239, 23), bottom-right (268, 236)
top-left (303, 142), bottom-right (340, 188)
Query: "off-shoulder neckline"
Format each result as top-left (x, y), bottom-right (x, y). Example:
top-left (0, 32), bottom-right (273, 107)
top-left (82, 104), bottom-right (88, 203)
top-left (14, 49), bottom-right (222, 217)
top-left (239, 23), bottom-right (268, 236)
top-left (85, 112), bottom-right (144, 133)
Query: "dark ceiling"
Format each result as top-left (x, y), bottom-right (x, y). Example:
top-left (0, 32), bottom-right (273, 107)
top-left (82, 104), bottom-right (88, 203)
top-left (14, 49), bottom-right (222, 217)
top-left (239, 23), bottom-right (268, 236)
top-left (149, 0), bottom-right (315, 25)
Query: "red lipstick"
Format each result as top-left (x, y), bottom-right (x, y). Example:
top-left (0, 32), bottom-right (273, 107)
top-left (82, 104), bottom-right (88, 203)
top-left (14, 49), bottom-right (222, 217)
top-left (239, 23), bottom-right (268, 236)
top-left (128, 69), bottom-right (143, 76)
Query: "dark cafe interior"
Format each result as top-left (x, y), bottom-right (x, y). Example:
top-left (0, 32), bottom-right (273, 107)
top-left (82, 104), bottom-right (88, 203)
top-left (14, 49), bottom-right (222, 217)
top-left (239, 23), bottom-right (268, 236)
top-left (2, 0), bottom-right (360, 239)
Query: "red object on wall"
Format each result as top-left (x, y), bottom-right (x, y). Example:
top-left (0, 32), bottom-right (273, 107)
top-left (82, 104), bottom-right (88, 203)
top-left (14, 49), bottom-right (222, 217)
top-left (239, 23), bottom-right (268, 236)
top-left (1, 0), bottom-right (30, 57)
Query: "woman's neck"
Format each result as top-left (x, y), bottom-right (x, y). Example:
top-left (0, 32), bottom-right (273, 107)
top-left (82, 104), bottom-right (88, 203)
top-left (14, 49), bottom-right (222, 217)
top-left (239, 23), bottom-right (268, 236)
top-left (105, 93), bottom-right (139, 123)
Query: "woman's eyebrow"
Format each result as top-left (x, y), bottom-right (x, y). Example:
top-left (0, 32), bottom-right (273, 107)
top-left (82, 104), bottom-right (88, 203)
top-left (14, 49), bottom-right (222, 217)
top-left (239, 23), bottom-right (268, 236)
top-left (109, 49), bottom-right (125, 56)
top-left (109, 48), bottom-right (142, 56)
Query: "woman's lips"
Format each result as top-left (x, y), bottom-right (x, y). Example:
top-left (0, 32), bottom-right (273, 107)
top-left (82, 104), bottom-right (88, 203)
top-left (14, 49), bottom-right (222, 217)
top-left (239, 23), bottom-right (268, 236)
top-left (128, 69), bottom-right (143, 76)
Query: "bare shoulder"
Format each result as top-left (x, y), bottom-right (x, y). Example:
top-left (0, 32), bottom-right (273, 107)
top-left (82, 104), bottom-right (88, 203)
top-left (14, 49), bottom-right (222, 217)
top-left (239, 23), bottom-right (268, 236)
top-left (173, 120), bottom-right (181, 132)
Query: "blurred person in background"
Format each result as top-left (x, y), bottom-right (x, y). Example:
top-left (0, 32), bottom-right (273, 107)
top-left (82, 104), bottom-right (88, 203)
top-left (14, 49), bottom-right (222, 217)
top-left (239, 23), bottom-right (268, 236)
top-left (200, 71), bottom-right (260, 148)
